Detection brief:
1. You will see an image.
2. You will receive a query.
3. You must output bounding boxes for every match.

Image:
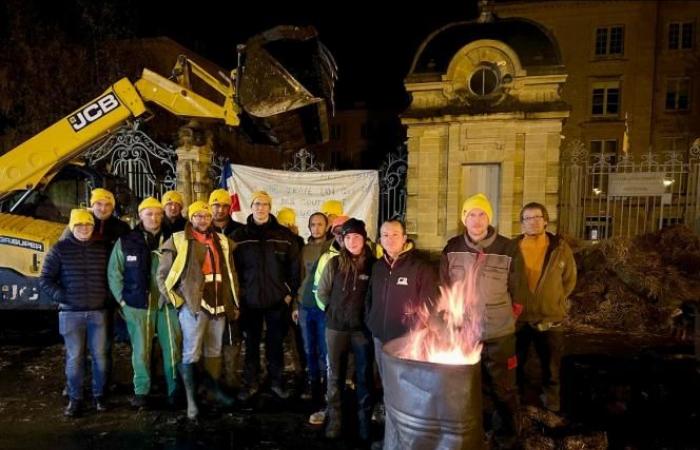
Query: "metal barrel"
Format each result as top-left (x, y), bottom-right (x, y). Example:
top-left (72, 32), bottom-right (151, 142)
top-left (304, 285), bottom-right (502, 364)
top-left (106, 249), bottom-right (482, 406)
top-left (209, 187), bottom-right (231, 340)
top-left (381, 336), bottom-right (485, 450)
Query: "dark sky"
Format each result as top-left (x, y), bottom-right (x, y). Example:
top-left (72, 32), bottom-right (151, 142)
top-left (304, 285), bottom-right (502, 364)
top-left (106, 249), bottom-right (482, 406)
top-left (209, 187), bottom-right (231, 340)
top-left (135, 1), bottom-right (480, 109)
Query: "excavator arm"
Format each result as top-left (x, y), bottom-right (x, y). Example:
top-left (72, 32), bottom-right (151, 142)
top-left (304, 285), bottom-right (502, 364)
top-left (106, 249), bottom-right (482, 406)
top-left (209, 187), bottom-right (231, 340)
top-left (0, 25), bottom-right (337, 203)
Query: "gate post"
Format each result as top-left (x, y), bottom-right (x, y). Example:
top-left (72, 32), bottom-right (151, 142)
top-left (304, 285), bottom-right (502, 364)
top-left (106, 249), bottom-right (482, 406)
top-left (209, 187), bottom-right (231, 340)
top-left (176, 120), bottom-right (214, 206)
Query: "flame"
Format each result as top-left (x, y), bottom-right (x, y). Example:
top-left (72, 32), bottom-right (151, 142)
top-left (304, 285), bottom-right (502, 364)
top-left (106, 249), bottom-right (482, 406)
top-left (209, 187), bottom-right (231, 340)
top-left (397, 278), bottom-right (483, 365)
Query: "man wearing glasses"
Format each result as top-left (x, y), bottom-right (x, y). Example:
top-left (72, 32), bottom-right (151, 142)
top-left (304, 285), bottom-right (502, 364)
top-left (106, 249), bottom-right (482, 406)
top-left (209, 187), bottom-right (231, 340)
top-left (514, 202), bottom-right (577, 413)
top-left (231, 191), bottom-right (301, 401)
top-left (158, 201), bottom-right (240, 420)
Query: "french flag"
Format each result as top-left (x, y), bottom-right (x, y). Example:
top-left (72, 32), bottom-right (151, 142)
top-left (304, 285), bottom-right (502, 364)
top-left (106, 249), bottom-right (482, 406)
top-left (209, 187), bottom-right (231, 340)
top-left (221, 160), bottom-right (241, 212)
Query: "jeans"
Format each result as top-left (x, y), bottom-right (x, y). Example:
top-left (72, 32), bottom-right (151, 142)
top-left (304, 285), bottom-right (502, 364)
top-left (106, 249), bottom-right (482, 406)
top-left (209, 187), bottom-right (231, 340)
top-left (299, 306), bottom-right (327, 382)
top-left (178, 304), bottom-right (226, 364)
top-left (58, 310), bottom-right (108, 400)
top-left (516, 323), bottom-right (564, 411)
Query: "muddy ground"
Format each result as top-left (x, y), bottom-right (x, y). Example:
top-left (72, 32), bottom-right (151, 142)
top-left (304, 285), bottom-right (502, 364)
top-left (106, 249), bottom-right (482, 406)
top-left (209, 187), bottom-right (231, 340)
top-left (0, 312), bottom-right (698, 450)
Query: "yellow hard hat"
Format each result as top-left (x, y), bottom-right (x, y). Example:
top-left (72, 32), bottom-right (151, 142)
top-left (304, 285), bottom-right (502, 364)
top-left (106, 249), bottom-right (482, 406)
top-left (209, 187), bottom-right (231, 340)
top-left (321, 200), bottom-right (343, 217)
top-left (277, 207), bottom-right (296, 227)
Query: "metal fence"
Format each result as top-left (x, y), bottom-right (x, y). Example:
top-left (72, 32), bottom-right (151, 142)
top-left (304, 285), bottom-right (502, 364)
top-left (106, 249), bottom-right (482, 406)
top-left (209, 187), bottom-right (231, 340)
top-left (559, 139), bottom-right (700, 240)
top-left (378, 145), bottom-right (407, 227)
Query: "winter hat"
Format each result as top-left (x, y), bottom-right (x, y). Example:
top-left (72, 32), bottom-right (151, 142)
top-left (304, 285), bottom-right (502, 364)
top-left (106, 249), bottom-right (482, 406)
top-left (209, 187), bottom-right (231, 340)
top-left (461, 193), bottom-right (494, 224)
top-left (209, 188), bottom-right (231, 206)
top-left (90, 188), bottom-right (115, 206)
top-left (138, 197), bottom-right (163, 212)
top-left (277, 207), bottom-right (296, 227)
top-left (69, 209), bottom-right (95, 231)
top-left (340, 218), bottom-right (367, 239)
top-left (321, 200), bottom-right (343, 217)
top-left (161, 190), bottom-right (183, 206)
top-left (250, 190), bottom-right (272, 207)
top-left (188, 201), bottom-right (212, 221)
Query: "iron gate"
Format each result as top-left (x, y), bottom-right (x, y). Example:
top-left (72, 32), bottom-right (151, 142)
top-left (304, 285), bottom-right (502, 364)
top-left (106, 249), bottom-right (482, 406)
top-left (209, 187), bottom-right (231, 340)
top-left (559, 139), bottom-right (700, 239)
top-left (82, 126), bottom-right (177, 199)
top-left (378, 145), bottom-right (408, 226)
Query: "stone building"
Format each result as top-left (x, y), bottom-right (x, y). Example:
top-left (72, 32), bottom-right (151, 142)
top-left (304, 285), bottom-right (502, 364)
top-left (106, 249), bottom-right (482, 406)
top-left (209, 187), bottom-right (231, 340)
top-left (402, 9), bottom-right (568, 252)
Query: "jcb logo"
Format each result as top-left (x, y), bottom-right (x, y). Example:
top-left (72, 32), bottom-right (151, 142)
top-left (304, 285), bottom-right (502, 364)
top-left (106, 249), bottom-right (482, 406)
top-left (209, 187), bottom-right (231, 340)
top-left (68, 93), bottom-right (120, 131)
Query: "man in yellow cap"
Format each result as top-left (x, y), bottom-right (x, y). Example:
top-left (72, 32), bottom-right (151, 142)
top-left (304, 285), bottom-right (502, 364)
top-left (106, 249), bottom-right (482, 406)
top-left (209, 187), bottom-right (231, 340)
top-left (161, 190), bottom-right (187, 240)
top-left (40, 209), bottom-right (110, 417)
top-left (440, 193), bottom-right (522, 449)
top-left (157, 200), bottom-right (240, 420)
top-left (320, 199), bottom-right (343, 237)
top-left (108, 197), bottom-right (182, 409)
top-left (230, 190), bottom-right (301, 401)
top-left (209, 188), bottom-right (243, 237)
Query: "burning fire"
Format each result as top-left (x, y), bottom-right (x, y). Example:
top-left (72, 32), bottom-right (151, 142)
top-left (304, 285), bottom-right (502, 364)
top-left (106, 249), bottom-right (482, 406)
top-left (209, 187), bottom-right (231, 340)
top-left (397, 279), bottom-right (483, 365)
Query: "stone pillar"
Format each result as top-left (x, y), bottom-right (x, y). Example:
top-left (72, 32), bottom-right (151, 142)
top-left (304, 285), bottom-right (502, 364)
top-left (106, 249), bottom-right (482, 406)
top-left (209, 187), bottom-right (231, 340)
top-left (175, 121), bottom-right (214, 207)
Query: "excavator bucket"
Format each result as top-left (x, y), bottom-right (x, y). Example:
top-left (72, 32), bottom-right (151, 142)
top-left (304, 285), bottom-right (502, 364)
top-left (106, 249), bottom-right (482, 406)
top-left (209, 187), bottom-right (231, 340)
top-left (237, 25), bottom-right (337, 147)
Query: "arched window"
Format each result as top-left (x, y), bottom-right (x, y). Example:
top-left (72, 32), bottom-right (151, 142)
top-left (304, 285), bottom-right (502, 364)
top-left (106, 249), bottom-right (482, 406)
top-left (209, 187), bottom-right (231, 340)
top-left (469, 66), bottom-right (499, 96)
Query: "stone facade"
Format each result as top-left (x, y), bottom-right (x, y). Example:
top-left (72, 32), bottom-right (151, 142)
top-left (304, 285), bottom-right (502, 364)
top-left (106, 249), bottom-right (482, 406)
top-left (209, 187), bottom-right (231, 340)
top-left (403, 26), bottom-right (568, 253)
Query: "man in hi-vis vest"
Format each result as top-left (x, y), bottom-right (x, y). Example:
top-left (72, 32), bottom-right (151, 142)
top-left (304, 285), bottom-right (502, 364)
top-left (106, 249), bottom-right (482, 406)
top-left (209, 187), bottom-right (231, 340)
top-left (157, 201), bottom-right (240, 421)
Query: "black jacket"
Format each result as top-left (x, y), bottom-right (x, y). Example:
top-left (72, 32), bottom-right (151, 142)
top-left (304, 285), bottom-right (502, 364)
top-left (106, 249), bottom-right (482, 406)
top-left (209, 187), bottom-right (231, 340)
top-left (39, 235), bottom-right (109, 311)
top-left (317, 246), bottom-right (375, 331)
top-left (366, 243), bottom-right (437, 343)
top-left (231, 214), bottom-right (301, 309)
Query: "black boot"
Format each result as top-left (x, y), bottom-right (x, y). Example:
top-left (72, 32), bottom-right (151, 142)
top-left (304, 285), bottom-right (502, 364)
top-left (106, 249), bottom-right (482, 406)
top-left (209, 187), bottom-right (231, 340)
top-left (64, 399), bottom-right (81, 417)
top-left (178, 363), bottom-right (199, 420)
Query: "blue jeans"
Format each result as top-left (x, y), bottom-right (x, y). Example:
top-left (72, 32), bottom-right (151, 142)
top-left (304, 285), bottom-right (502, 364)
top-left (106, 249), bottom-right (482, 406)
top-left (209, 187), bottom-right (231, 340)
top-left (299, 306), bottom-right (327, 382)
top-left (58, 310), bottom-right (108, 400)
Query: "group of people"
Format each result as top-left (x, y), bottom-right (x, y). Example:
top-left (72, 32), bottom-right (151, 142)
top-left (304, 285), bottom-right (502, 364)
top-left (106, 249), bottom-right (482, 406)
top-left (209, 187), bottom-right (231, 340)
top-left (40, 187), bottom-right (577, 449)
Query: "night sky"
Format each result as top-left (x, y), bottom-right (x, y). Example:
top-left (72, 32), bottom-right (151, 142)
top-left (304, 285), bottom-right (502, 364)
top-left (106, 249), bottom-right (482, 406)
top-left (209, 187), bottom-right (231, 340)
top-left (8, 0), bottom-right (479, 110)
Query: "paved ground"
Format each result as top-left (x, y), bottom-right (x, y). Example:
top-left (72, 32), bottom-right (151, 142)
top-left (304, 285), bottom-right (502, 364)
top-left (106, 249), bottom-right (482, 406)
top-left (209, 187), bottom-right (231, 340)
top-left (0, 312), bottom-right (698, 449)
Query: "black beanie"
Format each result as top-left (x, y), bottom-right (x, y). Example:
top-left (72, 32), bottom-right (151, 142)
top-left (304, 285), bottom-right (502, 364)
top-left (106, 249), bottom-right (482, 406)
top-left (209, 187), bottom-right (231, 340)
top-left (340, 218), bottom-right (367, 239)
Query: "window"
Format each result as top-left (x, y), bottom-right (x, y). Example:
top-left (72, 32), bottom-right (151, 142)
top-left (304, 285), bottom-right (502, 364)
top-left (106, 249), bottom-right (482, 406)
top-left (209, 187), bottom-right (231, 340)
top-left (590, 139), bottom-right (618, 164)
top-left (665, 78), bottom-right (690, 111)
top-left (469, 66), bottom-right (499, 96)
top-left (669, 22), bottom-right (694, 49)
top-left (595, 26), bottom-right (624, 56)
top-left (591, 81), bottom-right (620, 117)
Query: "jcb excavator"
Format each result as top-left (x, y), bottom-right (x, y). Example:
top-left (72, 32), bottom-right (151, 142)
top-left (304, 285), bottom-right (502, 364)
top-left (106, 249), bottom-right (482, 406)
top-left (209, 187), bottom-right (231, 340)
top-left (0, 25), bottom-right (337, 309)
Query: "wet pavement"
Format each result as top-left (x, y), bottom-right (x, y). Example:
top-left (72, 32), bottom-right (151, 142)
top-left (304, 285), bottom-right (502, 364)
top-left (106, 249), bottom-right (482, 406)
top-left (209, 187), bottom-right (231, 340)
top-left (0, 312), bottom-right (698, 449)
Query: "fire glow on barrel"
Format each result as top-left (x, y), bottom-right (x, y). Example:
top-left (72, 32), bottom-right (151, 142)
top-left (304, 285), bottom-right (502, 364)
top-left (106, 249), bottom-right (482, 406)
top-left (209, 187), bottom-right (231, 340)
top-left (397, 278), bottom-right (483, 365)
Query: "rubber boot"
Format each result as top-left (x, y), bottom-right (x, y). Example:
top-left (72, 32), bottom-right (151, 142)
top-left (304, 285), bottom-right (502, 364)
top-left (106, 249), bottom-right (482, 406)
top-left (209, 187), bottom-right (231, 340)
top-left (178, 363), bottom-right (199, 420)
top-left (204, 357), bottom-right (235, 408)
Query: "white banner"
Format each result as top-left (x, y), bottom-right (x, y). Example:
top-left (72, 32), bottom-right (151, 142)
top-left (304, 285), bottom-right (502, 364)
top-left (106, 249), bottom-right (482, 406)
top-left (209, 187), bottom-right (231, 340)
top-left (226, 164), bottom-right (379, 240)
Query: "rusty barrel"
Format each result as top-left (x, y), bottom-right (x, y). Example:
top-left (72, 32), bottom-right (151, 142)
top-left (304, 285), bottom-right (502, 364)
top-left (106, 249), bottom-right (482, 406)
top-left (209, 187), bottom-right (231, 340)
top-left (381, 336), bottom-right (484, 450)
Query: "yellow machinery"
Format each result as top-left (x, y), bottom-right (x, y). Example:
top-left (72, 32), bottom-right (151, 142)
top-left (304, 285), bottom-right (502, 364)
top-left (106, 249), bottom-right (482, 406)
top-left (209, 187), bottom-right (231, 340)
top-left (0, 25), bottom-right (336, 308)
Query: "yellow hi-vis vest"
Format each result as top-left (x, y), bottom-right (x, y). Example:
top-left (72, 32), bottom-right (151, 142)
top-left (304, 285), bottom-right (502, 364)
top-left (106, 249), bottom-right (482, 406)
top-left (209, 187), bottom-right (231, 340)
top-left (163, 231), bottom-right (239, 309)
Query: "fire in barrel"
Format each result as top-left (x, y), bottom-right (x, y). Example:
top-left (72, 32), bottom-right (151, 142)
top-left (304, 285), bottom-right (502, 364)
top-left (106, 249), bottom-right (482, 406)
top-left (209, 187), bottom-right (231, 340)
top-left (381, 279), bottom-right (485, 450)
